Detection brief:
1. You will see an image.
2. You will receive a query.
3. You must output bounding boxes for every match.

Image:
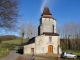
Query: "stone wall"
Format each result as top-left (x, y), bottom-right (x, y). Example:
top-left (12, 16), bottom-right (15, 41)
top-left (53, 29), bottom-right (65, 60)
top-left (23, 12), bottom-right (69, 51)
top-left (39, 18), bottom-right (56, 35)
top-left (24, 43), bottom-right (35, 54)
top-left (35, 35), bottom-right (61, 54)
top-left (24, 35), bottom-right (62, 54)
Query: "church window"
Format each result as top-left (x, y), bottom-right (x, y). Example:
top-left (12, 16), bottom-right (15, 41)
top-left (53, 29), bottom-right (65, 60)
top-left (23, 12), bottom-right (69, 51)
top-left (53, 25), bottom-right (54, 33)
top-left (49, 37), bottom-right (52, 42)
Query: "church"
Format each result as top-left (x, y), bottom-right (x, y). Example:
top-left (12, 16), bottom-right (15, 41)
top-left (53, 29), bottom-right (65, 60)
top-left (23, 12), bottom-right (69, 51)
top-left (23, 6), bottom-right (62, 54)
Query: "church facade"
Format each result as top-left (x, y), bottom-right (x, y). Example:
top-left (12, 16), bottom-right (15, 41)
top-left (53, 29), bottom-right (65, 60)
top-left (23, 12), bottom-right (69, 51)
top-left (23, 7), bottom-right (62, 54)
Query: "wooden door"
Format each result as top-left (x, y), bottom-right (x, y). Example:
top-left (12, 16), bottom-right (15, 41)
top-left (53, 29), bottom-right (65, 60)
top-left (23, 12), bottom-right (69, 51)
top-left (48, 45), bottom-right (53, 53)
top-left (31, 48), bottom-right (34, 54)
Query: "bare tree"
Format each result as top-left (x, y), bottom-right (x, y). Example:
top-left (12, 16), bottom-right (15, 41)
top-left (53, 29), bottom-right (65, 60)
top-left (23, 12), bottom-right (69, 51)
top-left (26, 22), bottom-right (38, 39)
top-left (58, 21), bottom-right (80, 50)
top-left (20, 22), bottom-right (26, 44)
top-left (0, 0), bottom-right (19, 29)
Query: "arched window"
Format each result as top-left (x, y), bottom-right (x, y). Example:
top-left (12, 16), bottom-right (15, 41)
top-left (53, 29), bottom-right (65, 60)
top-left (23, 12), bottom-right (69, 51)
top-left (49, 37), bottom-right (52, 42)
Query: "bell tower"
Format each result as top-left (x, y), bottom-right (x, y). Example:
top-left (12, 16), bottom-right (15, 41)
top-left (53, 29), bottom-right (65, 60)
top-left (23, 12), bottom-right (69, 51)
top-left (38, 6), bottom-right (56, 35)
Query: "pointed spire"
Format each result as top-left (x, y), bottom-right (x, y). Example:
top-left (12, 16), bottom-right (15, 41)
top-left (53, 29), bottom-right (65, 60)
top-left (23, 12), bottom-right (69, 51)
top-left (41, 6), bottom-right (52, 18)
top-left (43, 6), bottom-right (52, 15)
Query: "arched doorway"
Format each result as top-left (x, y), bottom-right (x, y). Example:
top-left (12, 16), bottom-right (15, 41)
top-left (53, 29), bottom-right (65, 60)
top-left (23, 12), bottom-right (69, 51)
top-left (48, 45), bottom-right (53, 53)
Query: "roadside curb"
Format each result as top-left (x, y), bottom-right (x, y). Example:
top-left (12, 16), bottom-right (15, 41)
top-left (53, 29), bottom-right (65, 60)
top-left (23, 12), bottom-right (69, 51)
top-left (9, 50), bottom-right (13, 56)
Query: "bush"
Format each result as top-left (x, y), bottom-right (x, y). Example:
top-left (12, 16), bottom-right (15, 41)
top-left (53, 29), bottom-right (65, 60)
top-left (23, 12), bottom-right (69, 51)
top-left (60, 41), bottom-right (67, 51)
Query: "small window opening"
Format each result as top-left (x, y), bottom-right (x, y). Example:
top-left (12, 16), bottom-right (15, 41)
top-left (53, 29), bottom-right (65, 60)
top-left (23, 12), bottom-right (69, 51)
top-left (49, 37), bottom-right (52, 42)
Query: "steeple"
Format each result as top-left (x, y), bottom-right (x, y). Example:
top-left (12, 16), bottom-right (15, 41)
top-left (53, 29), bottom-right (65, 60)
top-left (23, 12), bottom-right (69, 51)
top-left (41, 6), bottom-right (52, 18)
top-left (38, 6), bottom-right (56, 35)
top-left (43, 6), bottom-right (52, 15)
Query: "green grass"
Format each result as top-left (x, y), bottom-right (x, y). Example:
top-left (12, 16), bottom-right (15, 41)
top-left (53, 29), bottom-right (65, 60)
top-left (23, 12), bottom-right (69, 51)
top-left (0, 43), bottom-right (12, 58)
top-left (0, 39), bottom-right (28, 58)
top-left (2, 39), bottom-right (19, 44)
top-left (2, 39), bottom-right (28, 45)
top-left (0, 47), bottom-right (11, 58)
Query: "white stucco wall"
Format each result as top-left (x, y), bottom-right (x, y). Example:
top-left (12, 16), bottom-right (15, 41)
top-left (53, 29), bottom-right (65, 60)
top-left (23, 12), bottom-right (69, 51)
top-left (24, 43), bottom-right (35, 54)
top-left (24, 35), bottom-right (62, 54)
top-left (35, 35), bottom-right (61, 54)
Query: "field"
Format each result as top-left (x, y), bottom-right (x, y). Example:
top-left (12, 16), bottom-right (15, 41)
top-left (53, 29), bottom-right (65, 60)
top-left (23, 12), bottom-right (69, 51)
top-left (2, 39), bottom-right (28, 44)
top-left (0, 39), bottom-right (28, 58)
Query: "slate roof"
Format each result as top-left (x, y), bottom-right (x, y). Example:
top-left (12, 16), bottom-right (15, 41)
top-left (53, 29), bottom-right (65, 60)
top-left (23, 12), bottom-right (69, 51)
top-left (23, 37), bottom-right (35, 45)
top-left (43, 32), bottom-right (59, 36)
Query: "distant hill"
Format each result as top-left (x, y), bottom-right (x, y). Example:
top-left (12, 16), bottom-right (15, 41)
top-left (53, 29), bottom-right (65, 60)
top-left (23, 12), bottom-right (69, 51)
top-left (0, 35), bottom-right (20, 41)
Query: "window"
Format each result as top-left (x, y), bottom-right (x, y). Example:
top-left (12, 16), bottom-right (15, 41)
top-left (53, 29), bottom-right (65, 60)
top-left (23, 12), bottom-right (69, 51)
top-left (49, 37), bottom-right (52, 42)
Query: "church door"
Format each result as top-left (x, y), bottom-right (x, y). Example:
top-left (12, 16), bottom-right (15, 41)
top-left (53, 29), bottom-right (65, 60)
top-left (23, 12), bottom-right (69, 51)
top-left (48, 45), bottom-right (53, 53)
top-left (31, 48), bottom-right (34, 54)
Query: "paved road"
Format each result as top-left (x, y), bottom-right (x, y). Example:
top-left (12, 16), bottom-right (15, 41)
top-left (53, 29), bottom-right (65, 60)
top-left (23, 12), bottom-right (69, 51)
top-left (0, 50), bottom-right (21, 60)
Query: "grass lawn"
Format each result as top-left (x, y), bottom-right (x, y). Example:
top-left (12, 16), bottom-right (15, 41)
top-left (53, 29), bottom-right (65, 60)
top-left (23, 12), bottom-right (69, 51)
top-left (0, 39), bottom-right (28, 58)
top-left (0, 43), bottom-right (12, 58)
top-left (2, 39), bottom-right (20, 44)
top-left (2, 39), bottom-right (28, 45)
top-left (0, 48), bottom-right (11, 58)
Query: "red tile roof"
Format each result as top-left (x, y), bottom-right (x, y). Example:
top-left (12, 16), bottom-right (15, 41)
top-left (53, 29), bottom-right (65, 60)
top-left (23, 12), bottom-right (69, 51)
top-left (41, 6), bottom-right (52, 18)
top-left (42, 6), bottom-right (52, 15)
